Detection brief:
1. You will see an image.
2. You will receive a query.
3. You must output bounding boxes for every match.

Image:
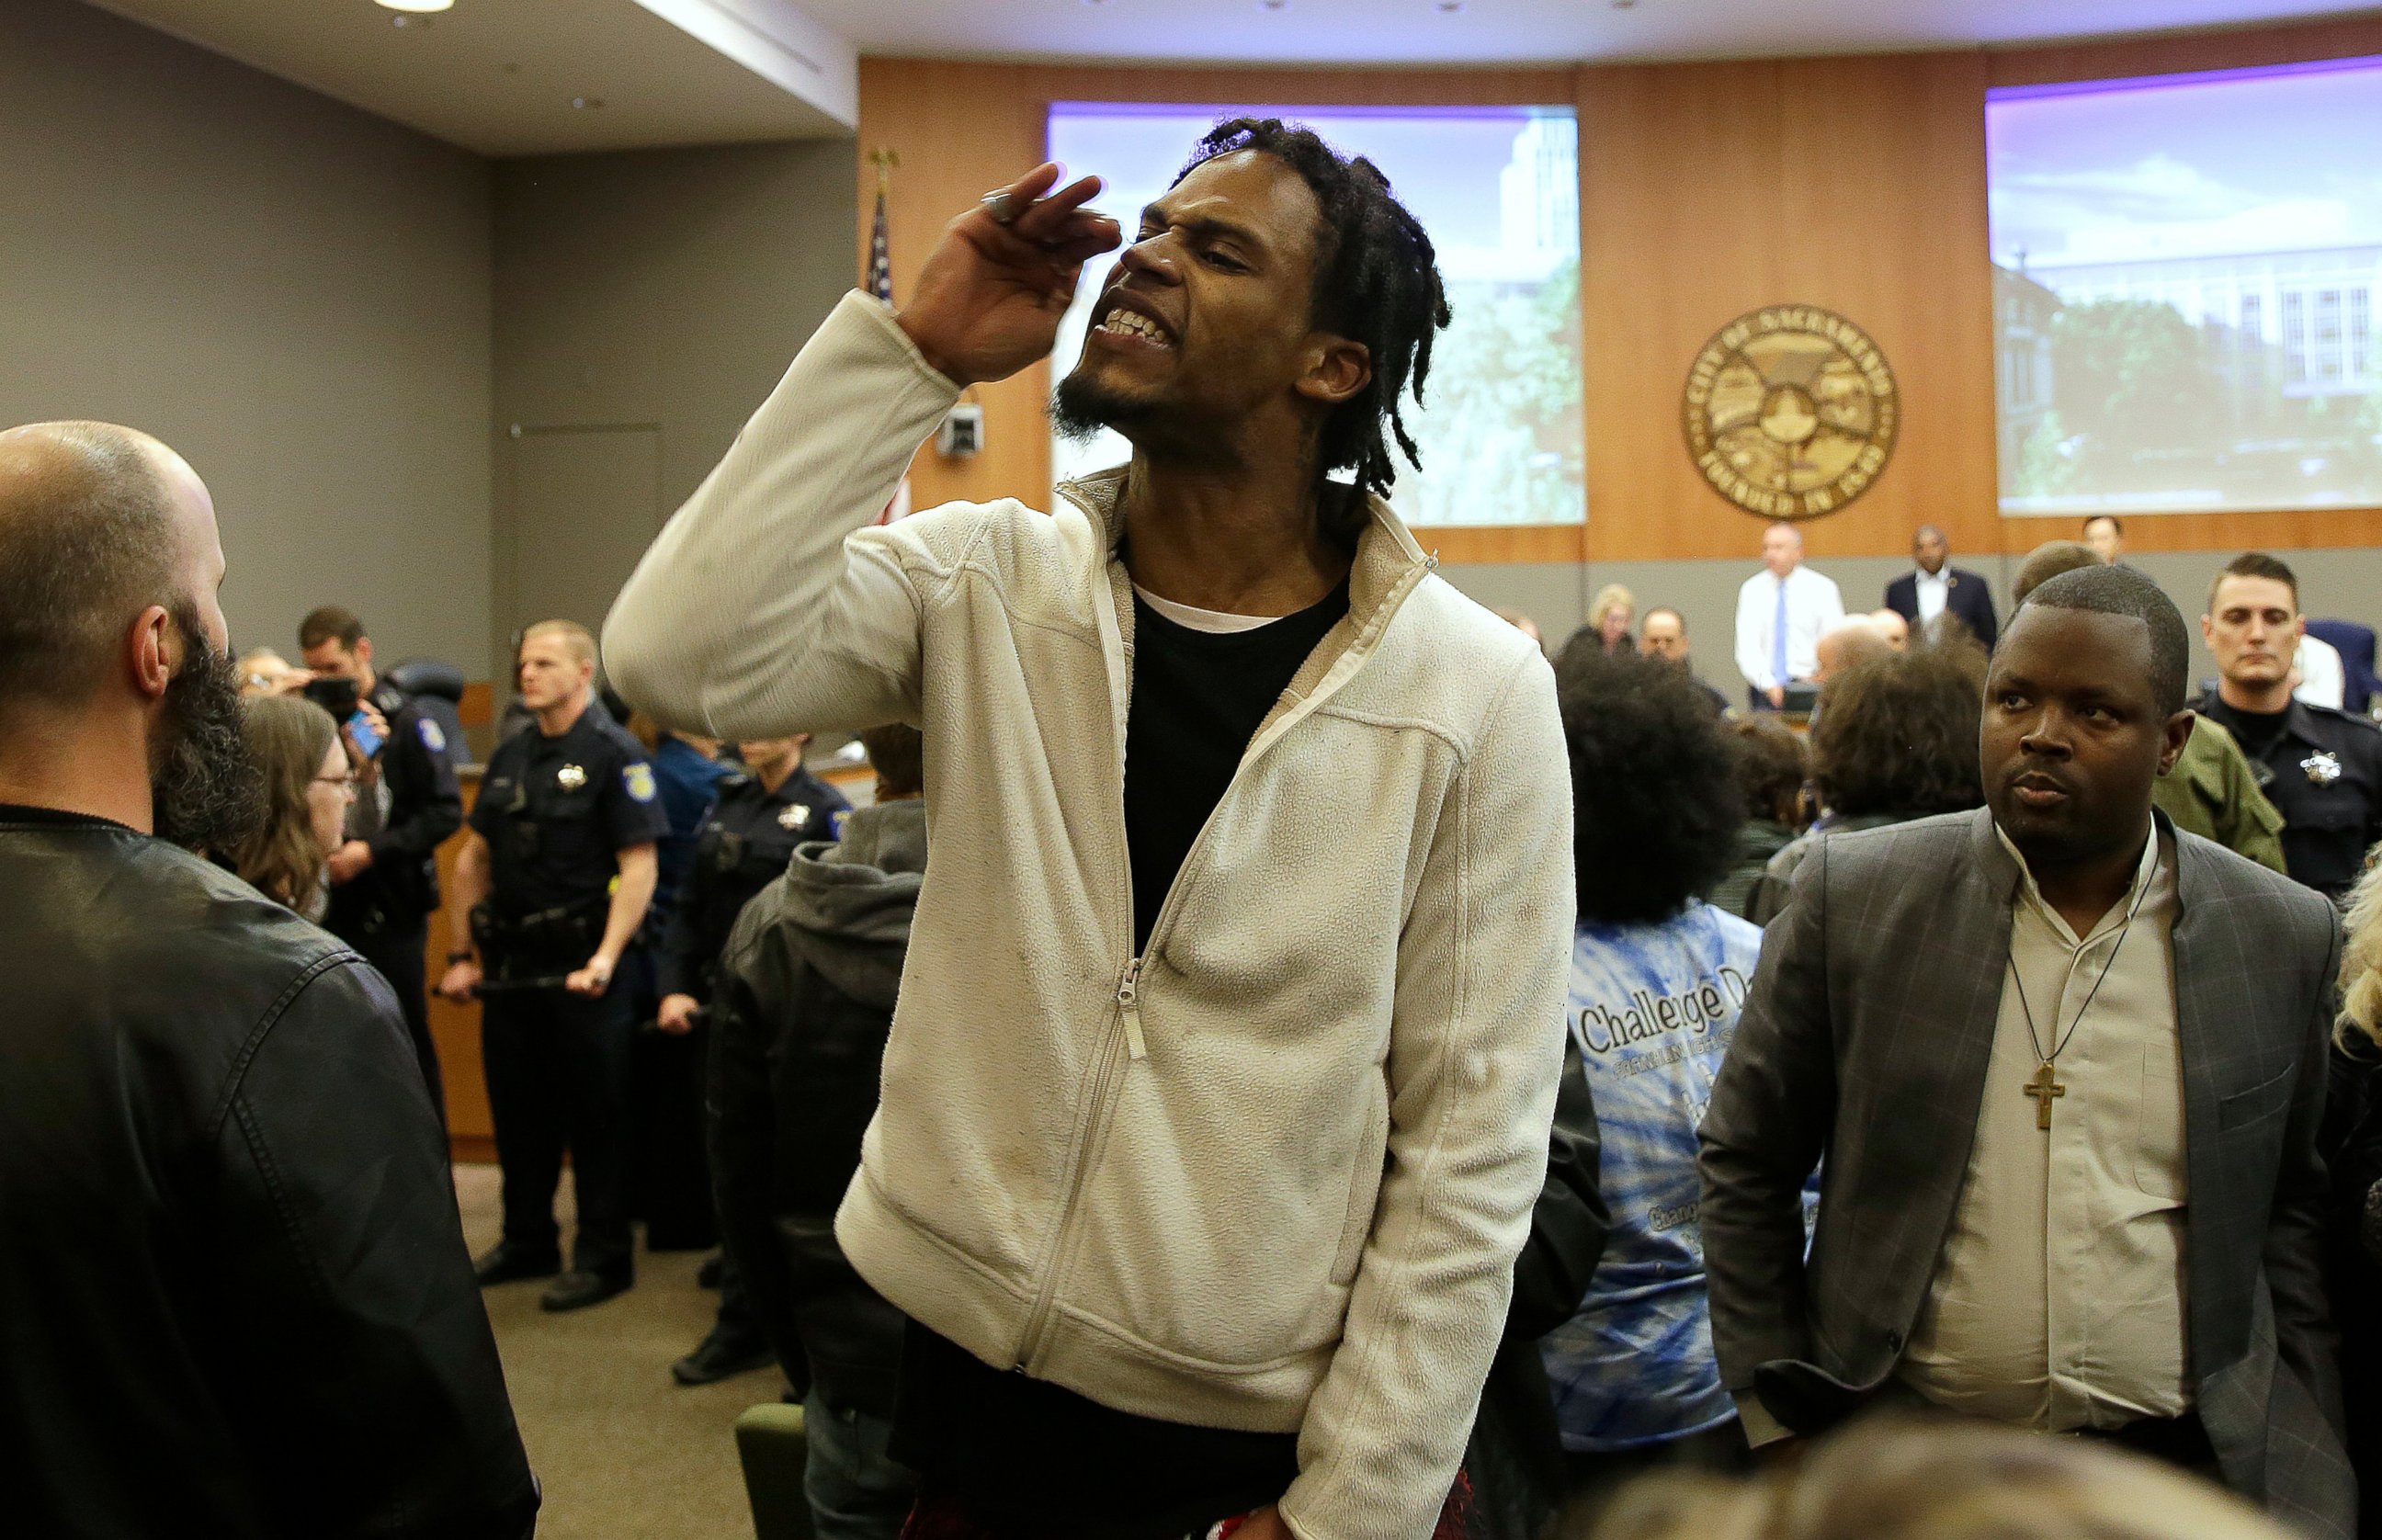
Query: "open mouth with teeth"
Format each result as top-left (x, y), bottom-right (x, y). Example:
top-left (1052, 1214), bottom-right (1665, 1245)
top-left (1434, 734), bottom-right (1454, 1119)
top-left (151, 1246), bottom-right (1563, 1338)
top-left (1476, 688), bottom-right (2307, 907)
top-left (1093, 308), bottom-right (1174, 349)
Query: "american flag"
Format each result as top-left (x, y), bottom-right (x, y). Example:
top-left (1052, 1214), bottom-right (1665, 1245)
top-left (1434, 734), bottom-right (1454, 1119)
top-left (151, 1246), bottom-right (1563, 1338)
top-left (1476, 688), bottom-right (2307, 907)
top-left (868, 160), bottom-right (893, 304)
top-left (868, 149), bottom-right (912, 526)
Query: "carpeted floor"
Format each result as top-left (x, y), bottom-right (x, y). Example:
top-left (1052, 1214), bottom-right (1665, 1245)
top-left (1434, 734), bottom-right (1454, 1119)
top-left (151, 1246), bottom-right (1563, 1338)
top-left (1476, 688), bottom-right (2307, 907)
top-left (454, 1162), bottom-right (788, 1540)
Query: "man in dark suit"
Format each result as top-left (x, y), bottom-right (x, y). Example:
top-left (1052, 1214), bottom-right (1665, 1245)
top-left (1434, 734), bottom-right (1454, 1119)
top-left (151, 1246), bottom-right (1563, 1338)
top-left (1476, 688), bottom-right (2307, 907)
top-left (1700, 562), bottom-right (2351, 1538)
top-left (1883, 524), bottom-right (1998, 650)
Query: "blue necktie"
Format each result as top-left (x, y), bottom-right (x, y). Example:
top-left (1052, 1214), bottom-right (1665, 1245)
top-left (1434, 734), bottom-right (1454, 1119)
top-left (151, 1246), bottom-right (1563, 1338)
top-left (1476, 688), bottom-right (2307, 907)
top-left (1772, 577), bottom-right (1790, 685)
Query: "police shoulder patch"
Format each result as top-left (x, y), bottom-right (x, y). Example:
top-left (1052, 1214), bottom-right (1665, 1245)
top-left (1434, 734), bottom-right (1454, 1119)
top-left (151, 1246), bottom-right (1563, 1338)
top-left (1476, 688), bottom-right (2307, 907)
top-left (418, 717), bottom-right (448, 753)
top-left (831, 809), bottom-right (851, 838)
top-left (624, 763), bottom-right (658, 802)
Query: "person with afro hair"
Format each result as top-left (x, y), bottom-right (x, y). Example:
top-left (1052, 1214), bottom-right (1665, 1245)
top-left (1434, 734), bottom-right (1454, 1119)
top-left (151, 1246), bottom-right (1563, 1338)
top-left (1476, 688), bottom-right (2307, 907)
top-left (1537, 641), bottom-right (1776, 1520)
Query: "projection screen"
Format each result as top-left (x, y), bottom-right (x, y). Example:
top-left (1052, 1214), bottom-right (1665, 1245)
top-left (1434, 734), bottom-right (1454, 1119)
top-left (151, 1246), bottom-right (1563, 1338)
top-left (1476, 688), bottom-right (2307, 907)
top-left (1045, 104), bottom-right (1585, 527)
top-left (1989, 57), bottom-right (2382, 516)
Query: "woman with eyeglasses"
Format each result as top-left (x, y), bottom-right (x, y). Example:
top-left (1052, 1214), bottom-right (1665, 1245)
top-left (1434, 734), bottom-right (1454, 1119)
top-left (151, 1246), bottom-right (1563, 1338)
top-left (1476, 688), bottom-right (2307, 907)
top-left (228, 695), bottom-right (352, 923)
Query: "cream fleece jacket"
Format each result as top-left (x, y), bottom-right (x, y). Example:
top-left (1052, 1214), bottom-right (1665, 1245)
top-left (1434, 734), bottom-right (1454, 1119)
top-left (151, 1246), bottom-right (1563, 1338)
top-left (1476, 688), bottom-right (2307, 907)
top-left (604, 292), bottom-right (1574, 1539)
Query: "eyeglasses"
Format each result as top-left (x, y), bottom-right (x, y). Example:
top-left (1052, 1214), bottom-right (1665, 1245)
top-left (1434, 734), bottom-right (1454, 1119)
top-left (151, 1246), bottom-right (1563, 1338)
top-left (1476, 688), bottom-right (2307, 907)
top-left (312, 775), bottom-right (358, 799)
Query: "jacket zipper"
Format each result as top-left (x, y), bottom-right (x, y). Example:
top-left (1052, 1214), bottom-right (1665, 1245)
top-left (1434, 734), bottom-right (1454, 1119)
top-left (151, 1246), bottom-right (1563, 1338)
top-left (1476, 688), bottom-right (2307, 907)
top-left (1015, 499), bottom-right (1146, 1371)
top-left (1013, 989), bottom-right (1131, 1372)
top-left (1117, 956), bottom-right (1147, 1059)
top-left (1011, 481), bottom-right (1432, 1373)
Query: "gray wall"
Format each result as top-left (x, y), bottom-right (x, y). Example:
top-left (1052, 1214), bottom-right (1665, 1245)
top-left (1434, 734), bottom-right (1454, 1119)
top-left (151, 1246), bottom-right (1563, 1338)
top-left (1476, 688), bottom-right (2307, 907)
top-left (490, 142), bottom-right (857, 672)
top-left (1441, 546), bottom-right (2382, 700)
top-left (0, 0), bottom-right (495, 674)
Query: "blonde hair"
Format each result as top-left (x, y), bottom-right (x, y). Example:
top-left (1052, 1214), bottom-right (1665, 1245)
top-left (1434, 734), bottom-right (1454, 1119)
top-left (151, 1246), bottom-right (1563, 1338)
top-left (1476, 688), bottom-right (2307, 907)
top-left (1576, 1418), bottom-right (2291, 1540)
top-left (229, 695), bottom-right (337, 912)
top-left (521, 618), bottom-right (598, 670)
top-left (1591, 583), bottom-right (1637, 628)
top-left (2340, 856), bottom-right (2382, 1049)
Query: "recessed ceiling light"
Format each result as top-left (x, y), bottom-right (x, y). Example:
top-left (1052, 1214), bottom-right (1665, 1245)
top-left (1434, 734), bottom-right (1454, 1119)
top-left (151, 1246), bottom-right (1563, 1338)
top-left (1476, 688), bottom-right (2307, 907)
top-left (570, 96), bottom-right (605, 110)
top-left (377, 0), bottom-right (454, 13)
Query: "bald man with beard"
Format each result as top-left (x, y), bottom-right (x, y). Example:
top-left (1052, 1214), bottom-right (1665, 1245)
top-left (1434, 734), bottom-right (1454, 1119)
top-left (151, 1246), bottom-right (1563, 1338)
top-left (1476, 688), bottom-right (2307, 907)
top-left (0, 423), bottom-right (537, 1539)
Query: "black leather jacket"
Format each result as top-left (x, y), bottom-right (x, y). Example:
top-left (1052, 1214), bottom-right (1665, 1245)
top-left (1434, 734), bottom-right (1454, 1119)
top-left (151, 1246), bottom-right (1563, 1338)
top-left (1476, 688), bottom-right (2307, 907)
top-left (0, 807), bottom-right (538, 1539)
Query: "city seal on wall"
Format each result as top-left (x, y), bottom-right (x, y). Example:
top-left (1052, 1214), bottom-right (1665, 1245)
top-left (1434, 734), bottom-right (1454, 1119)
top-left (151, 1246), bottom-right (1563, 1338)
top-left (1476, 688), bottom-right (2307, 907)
top-left (1682, 304), bottom-right (1899, 521)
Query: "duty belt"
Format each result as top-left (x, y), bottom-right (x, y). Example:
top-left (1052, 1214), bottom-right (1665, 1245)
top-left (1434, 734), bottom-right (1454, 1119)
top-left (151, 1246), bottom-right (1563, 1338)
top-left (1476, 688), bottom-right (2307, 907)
top-left (471, 900), bottom-right (607, 980)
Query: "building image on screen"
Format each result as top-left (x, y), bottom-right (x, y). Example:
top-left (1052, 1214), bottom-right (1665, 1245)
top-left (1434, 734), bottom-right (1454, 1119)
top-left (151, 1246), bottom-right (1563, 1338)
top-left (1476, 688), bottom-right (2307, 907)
top-left (1988, 57), bottom-right (2382, 516)
top-left (1046, 104), bottom-right (1584, 527)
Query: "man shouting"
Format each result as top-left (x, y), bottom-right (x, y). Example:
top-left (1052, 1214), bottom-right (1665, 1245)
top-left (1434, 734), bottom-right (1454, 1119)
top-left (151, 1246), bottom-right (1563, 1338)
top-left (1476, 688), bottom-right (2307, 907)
top-left (607, 124), bottom-right (1573, 1540)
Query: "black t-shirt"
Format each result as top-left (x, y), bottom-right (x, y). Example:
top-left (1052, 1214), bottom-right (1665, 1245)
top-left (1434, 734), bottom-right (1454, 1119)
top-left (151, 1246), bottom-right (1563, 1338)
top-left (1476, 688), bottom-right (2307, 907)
top-left (469, 706), bottom-right (669, 913)
top-left (1122, 578), bottom-right (1352, 949)
top-left (888, 575), bottom-right (1351, 1536)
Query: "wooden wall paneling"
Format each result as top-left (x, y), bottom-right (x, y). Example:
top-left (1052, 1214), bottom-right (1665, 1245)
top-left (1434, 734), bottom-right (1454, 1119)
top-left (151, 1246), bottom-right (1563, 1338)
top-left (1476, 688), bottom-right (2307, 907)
top-left (856, 60), bottom-right (1051, 513)
top-left (2002, 506), bottom-right (2382, 553)
top-left (1576, 52), bottom-right (2000, 565)
top-left (1579, 58), bottom-right (1791, 563)
top-left (434, 771), bottom-right (493, 1162)
top-left (1422, 524), bottom-right (1585, 565)
top-left (1772, 51), bottom-right (2000, 561)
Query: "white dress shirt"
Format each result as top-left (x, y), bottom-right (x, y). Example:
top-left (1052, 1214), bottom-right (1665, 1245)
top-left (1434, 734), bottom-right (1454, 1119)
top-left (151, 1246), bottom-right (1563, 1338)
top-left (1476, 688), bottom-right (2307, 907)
top-left (1899, 826), bottom-right (2188, 1432)
top-left (1733, 565), bottom-right (1845, 692)
top-left (1912, 567), bottom-right (1950, 626)
top-left (2295, 634), bottom-right (2346, 710)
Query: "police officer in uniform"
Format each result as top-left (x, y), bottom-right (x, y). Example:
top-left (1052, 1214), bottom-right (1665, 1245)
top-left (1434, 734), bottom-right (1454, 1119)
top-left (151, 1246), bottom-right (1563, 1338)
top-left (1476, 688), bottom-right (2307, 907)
top-left (633, 729), bottom-right (737, 1255)
top-left (440, 619), bottom-right (666, 1311)
top-left (2198, 552), bottom-right (2382, 902)
top-left (657, 733), bottom-right (849, 1384)
top-left (299, 606), bottom-right (464, 1121)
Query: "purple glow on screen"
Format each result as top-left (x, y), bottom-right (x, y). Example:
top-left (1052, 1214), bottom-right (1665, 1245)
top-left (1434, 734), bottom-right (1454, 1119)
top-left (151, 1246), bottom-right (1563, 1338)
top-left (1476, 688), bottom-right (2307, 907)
top-left (1988, 55), bottom-right (2382, 268)
top-left (1986, 56), bottom-right (2382, 515)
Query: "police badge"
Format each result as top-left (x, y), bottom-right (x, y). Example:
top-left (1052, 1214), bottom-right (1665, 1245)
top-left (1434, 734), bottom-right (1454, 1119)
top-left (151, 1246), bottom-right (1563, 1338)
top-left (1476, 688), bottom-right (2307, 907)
top-left (2304, 751), bottom-right (2343, 786)
top-left (778, 804), bottom-right (811, 831)
top-left (556, 764), bottom-right (588, 790)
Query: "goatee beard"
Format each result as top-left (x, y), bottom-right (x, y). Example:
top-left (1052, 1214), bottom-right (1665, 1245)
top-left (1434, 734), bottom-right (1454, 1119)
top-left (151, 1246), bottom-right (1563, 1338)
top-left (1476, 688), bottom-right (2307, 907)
top-left (152, 610), bottom-right (265, 853)
top-left (1050, 369), bottom-right (1144, 446)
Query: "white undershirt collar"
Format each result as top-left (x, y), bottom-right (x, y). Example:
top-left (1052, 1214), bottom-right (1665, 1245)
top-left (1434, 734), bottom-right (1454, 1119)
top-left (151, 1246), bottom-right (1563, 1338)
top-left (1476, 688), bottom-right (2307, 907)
top-left (1135, 585), bottom-right (1276, 635)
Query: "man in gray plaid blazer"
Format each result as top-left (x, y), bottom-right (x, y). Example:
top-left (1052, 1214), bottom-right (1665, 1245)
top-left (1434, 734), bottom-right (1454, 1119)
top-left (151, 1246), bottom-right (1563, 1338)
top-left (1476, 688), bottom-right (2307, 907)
top-left (1700, 564), bottom-right (2353, 1538)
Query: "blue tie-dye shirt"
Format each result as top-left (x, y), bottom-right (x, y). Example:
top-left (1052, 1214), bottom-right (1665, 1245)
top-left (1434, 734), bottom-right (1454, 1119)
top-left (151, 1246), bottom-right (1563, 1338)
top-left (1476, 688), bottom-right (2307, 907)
top-left (1540, 904), bottom-right (1764, 1452)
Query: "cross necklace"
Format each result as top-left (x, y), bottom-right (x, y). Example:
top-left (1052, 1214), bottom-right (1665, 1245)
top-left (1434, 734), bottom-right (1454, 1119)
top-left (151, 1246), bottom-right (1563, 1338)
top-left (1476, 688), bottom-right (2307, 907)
top-left (2009, 869), bottom-right (2154, 1130)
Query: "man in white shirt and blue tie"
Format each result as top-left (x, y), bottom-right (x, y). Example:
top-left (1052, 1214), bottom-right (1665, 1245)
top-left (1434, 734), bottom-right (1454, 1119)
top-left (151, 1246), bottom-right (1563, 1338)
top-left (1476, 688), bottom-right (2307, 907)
top-left (1734, 522), bottom-right (1844, 711)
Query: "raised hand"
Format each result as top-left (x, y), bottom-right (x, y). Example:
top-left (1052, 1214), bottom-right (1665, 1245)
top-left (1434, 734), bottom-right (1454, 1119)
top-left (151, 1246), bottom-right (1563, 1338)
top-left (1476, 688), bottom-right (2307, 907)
top-left (894, 163), bottom-right (1121, 389)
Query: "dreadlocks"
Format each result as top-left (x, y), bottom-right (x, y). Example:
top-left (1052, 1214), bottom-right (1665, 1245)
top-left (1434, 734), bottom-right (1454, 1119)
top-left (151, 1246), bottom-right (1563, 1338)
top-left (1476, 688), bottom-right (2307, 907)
top-left (1176, 119), bottom-right (1453, 505)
